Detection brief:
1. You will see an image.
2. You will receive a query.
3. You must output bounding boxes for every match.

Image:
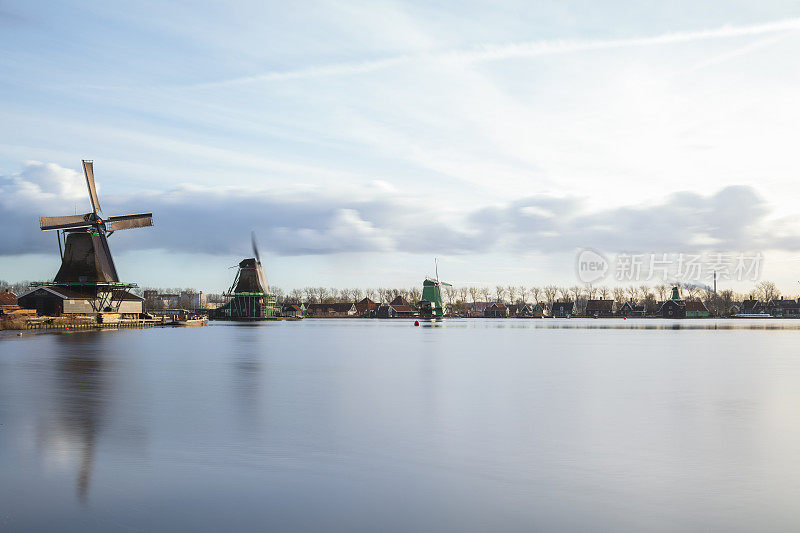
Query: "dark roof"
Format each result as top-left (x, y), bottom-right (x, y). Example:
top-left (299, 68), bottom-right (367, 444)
top-left (585, 299), bottom-right (613, 312)
top-left (390, 295), bottom-right (414, 308)
top-left (768, 298), bottom-right (799, 309)
top-left (487, 302), bottom-right (507, 310)
top-left (356, 297), bottom-right (379, 312)
top-left (685, 300), bottom-right (709, 312)
top-left (306, 302), bottom-right (355, 312)
top-left (112, 290), bottom-right (144, 301)
top-left (551, 301), bottom-right (575, 312)
top-left (0, 291), bottom-right (17, 305)
top-left (741, 299), bottom-right (762, 311)
top-left (20, 286), bottom-right (94, 300)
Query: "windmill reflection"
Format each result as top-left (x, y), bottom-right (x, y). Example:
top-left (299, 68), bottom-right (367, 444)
top-left (52, 336), bottom-right (109, 504)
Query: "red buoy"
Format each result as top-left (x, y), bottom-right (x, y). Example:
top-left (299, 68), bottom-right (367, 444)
top-left (414, 321), bottom-right (420, 326)
top-left (64, 326), bottom-right (69, 331)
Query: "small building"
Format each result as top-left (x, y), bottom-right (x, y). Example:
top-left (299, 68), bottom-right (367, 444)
top-left (740, 299), bottom-right (765, 315)
top-left (376, 303), bottom-right (399, 318)
top-left (657, 287), bottom-right (686, 318)
top-left (305, 302), bottom-right (357, 317)
top-left (551, 301), bottom-right (576, 318)
top-left (281, 303), bottom-right (306, 317)
top-left (685, 300), bottom-right (710, 318)
top-left (389, 296), bottom-right (416, 317)
top-left (530, 302), bottom-right (545, 318)
top-left (767, 298), bottom-right (800, 318)
top-left (356, 297), bottom-right (380, 318)
top-left (508, 303), bottom-right (533, 317)
top-left (617, 300), bottom-right (646, 317)
top-left (484, 302), bottom-right (509, 317)
top-left (17, 286), bottom-right (144, 317)
top-left (0, 291), bottom-right (18, 314)
top-left (585, 299), bottom-right (614, 318)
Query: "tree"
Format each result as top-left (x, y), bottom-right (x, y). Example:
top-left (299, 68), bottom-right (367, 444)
top-left (756, 280), bottom-right (779, 302)
top-left (530, 287), bottom-right (542, 304)
top-left (365, 288), bottom-right (377, 301)
top-left (408, 287), bottom-right (422, 302)
top-left (585, 284), bottom-right (597, 301)
top-left (654, 284), bottom-right (668, 301)
top-left (459, 286), bottom-right (469, 303)
top-left (506, 286), bottom-right (517, 304)
top-left (543, 285), bottom-right (559, 306)
top-left (613, 287), bottom-right (627, 306)
top-left (626, 285), bottom-right (638, 301)
top-left (444, 286), bottom-right (456, 307)
top-left (598, 286), bottom-right (610, 299)
top-left (289, 288), bottom-right (303, 303)
top-left (468, 286), bottom-right (479, 303)
top-left (303, 287), bottom-right (316, 303)
top-left (495, 286), bottom-right (505, 303)
top-left (480, 287), bottom-right (491, 302)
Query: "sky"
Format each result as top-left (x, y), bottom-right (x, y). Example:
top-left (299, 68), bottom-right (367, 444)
top-left (1, 0), bottom-right (800, 294)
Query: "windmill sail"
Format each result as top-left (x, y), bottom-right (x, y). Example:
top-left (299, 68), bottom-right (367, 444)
top-left (40, 214), bottom-right (95, 231)
top-left (106, 213), bottom-right (153, 231)
top-left (82, 160), bottom-right (101, 214)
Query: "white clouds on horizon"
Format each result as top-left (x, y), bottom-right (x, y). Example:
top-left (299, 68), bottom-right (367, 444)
top-left (2, 161), bottom-right (798, 259)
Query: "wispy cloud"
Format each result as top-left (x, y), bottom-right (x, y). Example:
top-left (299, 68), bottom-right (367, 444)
top-left (190, 17), bottom-right (800, 88)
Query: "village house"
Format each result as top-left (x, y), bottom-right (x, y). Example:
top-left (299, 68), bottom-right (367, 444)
top-left (657, 287), bottom-right (686, 318)
top-left (685, 300), bottom-right (710, 318)
top-left (507, 303), bottom-right (533, 317)
top-left (280, 303), bottom-right (306, 317)
top-left (484, 302), bottom-right (509, 317)
top-left (551, 301), bottom-right (576, 318)
top-left (304, 302), bottom-right (357, 317)
top-left (388, 296), bottom-right (416, 317)
top-left (585, 299), bottom-right (614, 318)
top-left (740, 298), bottom-right (766, 315)
top-left (617, 300), bottom-right (646, 317)
top-left (356, 297), bottom-right (380, 318)
top-left (767, 298), bottom-right (800, 318)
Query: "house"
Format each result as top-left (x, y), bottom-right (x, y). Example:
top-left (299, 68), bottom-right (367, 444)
top-left (585, 299), bottom-right (614, 318)
top-left (551, 301), bottom-right (576, 318)
top-left (281, 303), bottom-right (306, 317)
top-left (305, 302), bottom-right (357, 317)
top-left (529, 302), bottom-right (545, 318)
top-left (617, 300), bottom-right (646, 317)
top-left (484, 302), bottom-right (509, 317)
top-left (656, 286), bottom-right (686, 318)
top-left (740, 299), bottom-right (765, 315)
top-left (356, 297), bottom-right (380, 318)
top-left (685, 300), bottom-right (710, 318)
top-left (468, 302), bottom-right (490, 316)
top-left (389, 296), bottom-right (417, 317)
top-left (377, 303), bottom-right (401, 318)
top-left (507, 303), bottom-right (533, 317)
top-left (17, 286), bottom-right (144, 317)
top-left (0, 291), bottom-right (18, 314)
top-left (767, 298), bottom-right (800, 318)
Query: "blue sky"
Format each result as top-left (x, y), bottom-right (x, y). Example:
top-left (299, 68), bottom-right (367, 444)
top-left (2, 1), bottom-right (800, 293)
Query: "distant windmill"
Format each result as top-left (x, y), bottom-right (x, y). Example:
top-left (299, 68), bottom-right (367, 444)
top-left (39, 160), bottom-right (153, 283)
top-left (420, 258), bottom-right (452, 317)
top-left (211, 232), bottom-right (276, 319)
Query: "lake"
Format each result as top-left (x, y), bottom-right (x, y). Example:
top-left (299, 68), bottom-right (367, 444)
top-left (2, 318), bottom-right (800, 532)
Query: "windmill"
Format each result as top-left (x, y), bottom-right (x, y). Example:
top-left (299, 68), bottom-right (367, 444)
top-left (211, 232), bottom-right (277, 319)
top-left (420, 258), bottom-right (452, 317)
top-left (39, 160), bottom-right (153, 284)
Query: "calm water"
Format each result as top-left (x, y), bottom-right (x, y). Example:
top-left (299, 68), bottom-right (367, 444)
top-left (2, 319), bottom-right (800, 532)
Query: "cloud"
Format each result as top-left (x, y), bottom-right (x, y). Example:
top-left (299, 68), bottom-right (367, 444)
top-left (1, 162), bottom-right (797, 259)
top-left (187, 17), bottom-right (800, 87)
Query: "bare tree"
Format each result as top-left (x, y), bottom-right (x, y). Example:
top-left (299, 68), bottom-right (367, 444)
top-left (613, 287), bottom-right (627, 306)
top-left (598, 286), bottom-right (610, 299)
top-left (559, 287), bottom-right (571, 301)
top-left (530, 287), bottom-right (542, 304)
top-left (468, 286), bottom-right (479, 303)
top-left (444, 286), bottom-right (456, 307)
top-left (652, 284), bottom-right (667, 301)
top-left (480, 287), bottom-right (491, 302)
top-left (365, 288), bottom-right (377, 301)
top-left (289, 288), bottom-right (303, 303)
top-left (543, 285), bottom-right (559, 306)
top-left (756, 280), bottom-right (779, 302)
top-left (495, 286), bottom-right (505, 303)
top-left (570, 285), bottom-right (582, 303)
top-left (626, 285), bottom-right (638, 301)
top-left (352, 288), bottom-right (364, 301)
top-left (408, 287), bottom-right (422, 302)
top-left (585, 284), bottom-right (598, 300)
top-left (304, 287), bottom-right (316, 303)
top-left (459, 286), bottom-right (469, 303)
top-left (506, 286), bottom-right (517, 304)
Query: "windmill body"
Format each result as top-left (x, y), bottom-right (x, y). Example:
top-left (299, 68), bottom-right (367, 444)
top-left (419, 260), bottom-right (451, 317)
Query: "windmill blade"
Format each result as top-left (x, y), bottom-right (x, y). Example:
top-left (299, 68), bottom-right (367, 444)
top-left (82, 160), bottom-right (101, 214)
top-left (251, 231), bottom-right (261, 264)
top-left (40, 214), bottom-right (94, 231)
top-left (105, 213), bottom-right (153, 231)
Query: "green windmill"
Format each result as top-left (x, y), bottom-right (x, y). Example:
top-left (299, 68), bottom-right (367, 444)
top-left (420, 259), bottom-right (451, 317)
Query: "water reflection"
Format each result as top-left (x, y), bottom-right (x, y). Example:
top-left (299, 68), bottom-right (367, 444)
top-left (53, 336), bottom-right (109, 503)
